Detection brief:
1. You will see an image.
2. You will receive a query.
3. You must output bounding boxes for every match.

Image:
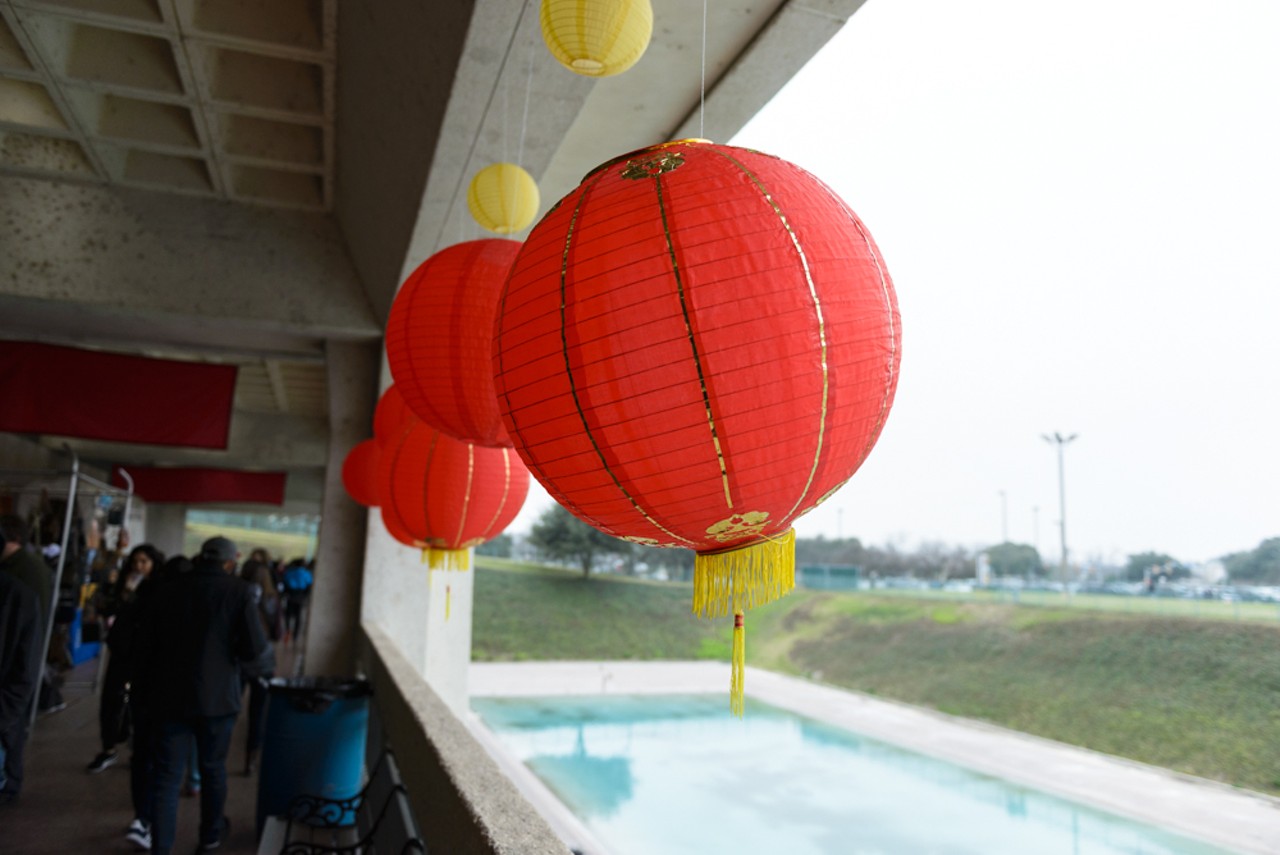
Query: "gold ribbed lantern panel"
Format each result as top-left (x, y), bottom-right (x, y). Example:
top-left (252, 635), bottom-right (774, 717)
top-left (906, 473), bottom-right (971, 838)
top-left (540, 0), bottom-right (653, 78)
top-left (468, 163), bottom-right (539, 235)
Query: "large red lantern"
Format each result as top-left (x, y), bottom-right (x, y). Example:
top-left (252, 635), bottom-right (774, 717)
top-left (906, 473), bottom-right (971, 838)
top-left (386, 240), bottom-right (521, 447)
top-left (341, 439), bottom-right (381, 507)
top-left (374, 385), bottom-right (411, 448)
top-left (379, 414), bottom-right (530, 569)
top-left (493, 139), bottom-right (901, 712)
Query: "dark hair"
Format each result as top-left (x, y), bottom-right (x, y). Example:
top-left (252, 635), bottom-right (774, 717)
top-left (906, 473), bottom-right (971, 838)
top-left (157, 555), bottom-right (193, 581)
top-left (241, 559), bottom-right (279, 602)
top-left (0, 514), bottom-right (28, 546)
top-left (126, 544), bottom-right (166, 576)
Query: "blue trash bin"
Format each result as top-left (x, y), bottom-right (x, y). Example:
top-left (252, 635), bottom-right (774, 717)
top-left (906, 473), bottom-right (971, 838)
top-left (255, 676), bottom-right (372, 835)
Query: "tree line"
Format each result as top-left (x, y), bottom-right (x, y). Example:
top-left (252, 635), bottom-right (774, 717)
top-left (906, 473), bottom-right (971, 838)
top-left (484, 505), bottom-right (1280, 586)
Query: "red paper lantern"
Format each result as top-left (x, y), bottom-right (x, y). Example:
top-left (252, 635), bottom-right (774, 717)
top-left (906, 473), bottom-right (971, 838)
top-left (386, 240), bottom-right (521, 447)
top-left (379, 415), bottom-right (530, 568)
top-left (341, 439), bottom-right (381, 507)
top-left (493, 139), bottom-right (901, 712)
top-left (374, 385), bottom-right (412, 448)
top-left (382, 509), bottom-right (420, 548)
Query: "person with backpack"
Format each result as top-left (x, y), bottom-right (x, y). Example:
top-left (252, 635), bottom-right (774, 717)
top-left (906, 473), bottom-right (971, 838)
top-left (281, 558), bottom-right (313, 643)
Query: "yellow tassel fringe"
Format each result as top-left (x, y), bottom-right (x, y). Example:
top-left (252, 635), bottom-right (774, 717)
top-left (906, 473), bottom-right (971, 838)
top-left (426, 548), bottom-right (471, 571)
top-left (445, 585), bottom-right (452, 621)
top-left (731, 612), bottom-right (745, 717)
top-left (692, 528), bottom-right (796, 618)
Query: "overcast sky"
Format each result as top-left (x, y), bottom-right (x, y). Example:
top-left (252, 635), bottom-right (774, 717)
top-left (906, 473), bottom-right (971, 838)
top-left (512, 0), bottom-right (1280, 566)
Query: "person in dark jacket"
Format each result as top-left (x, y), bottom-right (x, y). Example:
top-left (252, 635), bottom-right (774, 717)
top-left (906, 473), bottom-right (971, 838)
top-left (0, 515), bottom-right (52, 630)
top-left (88, 543), bottom-right (165, 776)
top-left (120, 553), bottom-right (189, 851)
top-left (0, 516), bottom-right (50, 803)
top-left (139, 536), bottom-right (267, 855)
top-left (0, 551), bottom-right (42, 806)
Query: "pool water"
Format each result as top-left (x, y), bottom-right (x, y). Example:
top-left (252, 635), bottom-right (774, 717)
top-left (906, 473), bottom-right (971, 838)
top-left (472, 694), bottom-right (1233, 855)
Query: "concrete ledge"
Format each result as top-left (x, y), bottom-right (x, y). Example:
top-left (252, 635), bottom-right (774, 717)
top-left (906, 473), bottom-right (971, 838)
top-left (360, 624), bottom-right (568, 855)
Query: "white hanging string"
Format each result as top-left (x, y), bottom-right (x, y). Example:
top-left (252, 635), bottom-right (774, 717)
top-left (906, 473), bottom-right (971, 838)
top-left (518, 22), bottom-right (536, 166)
top-left (700, 0), bottom-right (708, 139)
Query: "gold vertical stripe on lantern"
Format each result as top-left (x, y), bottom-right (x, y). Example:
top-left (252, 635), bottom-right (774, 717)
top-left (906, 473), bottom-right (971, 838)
top-left (540, 0), bottom-right (653, 77)
top-left (468, 163), bottom-right (539, 234)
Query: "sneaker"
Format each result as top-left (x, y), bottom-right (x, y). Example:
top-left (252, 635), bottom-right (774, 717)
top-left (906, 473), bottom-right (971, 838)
top-left (198, 816), bottom-right (229, 851)
top-left (86, 750), bottom-right (117, 773)
top-left (124, 819), bottom-right (151, 850)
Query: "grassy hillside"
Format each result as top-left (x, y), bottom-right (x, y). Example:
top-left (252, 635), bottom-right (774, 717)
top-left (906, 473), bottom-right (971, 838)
top-left (472, 558), bottom-right (724, 660)
top-left (472, 559), bottom-right (1280, 795)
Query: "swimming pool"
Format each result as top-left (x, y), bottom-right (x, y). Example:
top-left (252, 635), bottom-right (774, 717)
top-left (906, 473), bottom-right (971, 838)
top-left (473, 694), bottom-right (1234, 855)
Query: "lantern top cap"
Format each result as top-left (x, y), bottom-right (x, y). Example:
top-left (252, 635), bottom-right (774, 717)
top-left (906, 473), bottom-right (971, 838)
top-left (581, 138), bottom-right (715, 182)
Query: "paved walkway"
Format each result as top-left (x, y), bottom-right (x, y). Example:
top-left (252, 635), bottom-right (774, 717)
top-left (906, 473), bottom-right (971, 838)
top-left (0, 648), bottom-right (301, 855)
top-left (468, 661), bottom-right (1280, 855)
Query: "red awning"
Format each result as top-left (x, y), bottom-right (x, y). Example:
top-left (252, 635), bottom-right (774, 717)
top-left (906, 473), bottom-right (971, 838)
top-left (0, 341), bottom-right (237, 449)
top-left (113, 466), bottom-right (286, 505)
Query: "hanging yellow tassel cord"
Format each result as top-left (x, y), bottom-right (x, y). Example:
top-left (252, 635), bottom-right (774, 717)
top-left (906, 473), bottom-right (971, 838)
top-left (731, 611), bottom-right (746, 717)
top-left (693, 528), bottom-right (796, 618)
top-left (426, 548), bottom-right (471, 571)
top-left (445, 585), bottom-right (452, 621)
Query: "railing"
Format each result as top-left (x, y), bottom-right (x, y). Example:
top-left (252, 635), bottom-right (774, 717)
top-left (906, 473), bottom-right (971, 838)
top-left (358, 624), bottom-right (569, 855)
top-left (861, 584), bottom-right (1280, 623)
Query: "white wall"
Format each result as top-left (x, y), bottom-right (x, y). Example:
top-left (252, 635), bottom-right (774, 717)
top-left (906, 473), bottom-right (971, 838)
top-left (359, 510), bottom-right (473, 715)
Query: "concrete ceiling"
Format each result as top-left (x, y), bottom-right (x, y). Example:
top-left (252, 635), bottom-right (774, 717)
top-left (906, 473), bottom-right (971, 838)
top-left (0, 0), bottom-right (871, 511)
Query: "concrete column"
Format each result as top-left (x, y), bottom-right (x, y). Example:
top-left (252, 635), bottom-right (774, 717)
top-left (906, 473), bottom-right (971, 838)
top-left (144, 504), bottom-right (187, 558)
top-left (305, 340), bottom-right (379, 676)
top-left (360, 512), bottom-right (431, 673)
top-left (359, 516), bottom-right (473, 715)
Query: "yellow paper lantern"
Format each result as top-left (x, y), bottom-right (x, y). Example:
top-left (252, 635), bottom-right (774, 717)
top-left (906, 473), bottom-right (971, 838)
top-left (540, 0), bottom-right (653, 78)
top-left (467, 163), bottom-right (540, 234)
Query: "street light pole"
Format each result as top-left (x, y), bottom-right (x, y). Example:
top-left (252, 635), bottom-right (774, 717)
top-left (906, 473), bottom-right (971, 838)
top-left (1041, 432), bottom-right (1078, 577)
top-left (998, 489), bottom-right (1008, 543)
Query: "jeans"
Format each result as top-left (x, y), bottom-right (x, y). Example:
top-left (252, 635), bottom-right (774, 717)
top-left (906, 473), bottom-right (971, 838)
top-left (150, 714), bottom-right (236, 854)
top-left (0, 717), bottom-right (27, 796)
top-left (241, 676), bottom-right (269, 754)
top-left (129, 706), bottom-right (154, 825)
top-left (99, 659), bottom-right (130, 751)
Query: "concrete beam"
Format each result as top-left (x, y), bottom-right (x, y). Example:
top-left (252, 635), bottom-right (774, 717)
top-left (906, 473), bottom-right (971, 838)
top-left (397, 0), bottom-right (593, 282)
top-left (0, 295), bottom-right (328, 360)
top-left (334, 0), bottom-right (479, 322)
top-left (537, 0), bottom-right (787, 208)
top-left (407, 0), bottom-right (869, 269)
top-left (38, 409), bottom-right (331, 470)
top-left (0, 176), bottom-right (380, 343)
top-left (670, 0), bottom-right (872, 143)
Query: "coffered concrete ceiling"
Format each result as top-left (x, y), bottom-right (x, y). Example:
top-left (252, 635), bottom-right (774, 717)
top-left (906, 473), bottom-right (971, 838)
top-left (0, 0), bottom-right (871, 508)
top-left (0, 0), bottom-right (334, 209)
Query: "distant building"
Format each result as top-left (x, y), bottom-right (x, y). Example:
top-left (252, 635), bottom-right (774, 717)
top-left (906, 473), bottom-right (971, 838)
top-left (1190, 560), bottom-right (1227, 584)
top-left (798, 564), bottom-right (860, 591)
